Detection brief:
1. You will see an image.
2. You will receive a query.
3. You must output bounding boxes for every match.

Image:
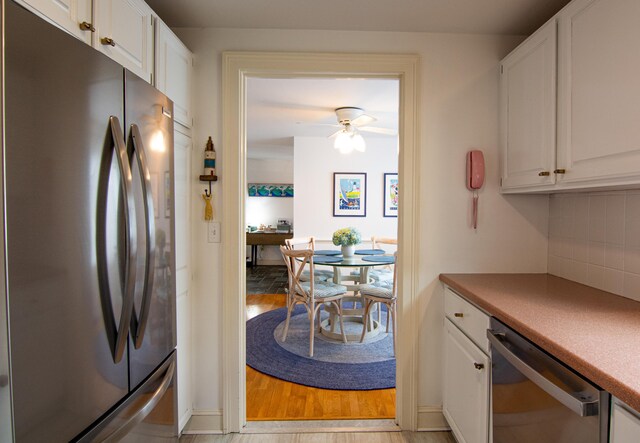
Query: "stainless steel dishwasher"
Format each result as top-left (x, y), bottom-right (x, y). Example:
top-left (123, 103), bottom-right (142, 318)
top-left (488, 318), bottom-right (609, 443)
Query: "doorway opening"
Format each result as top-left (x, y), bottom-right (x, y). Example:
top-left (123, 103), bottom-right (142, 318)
top-left (244, 77), bottom-right (400, 423)
top-left (220, 52), bottom-right (420, 433)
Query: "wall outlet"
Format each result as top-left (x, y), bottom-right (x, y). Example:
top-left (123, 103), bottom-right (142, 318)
top-left (208, 221), bottom-right (221, 243)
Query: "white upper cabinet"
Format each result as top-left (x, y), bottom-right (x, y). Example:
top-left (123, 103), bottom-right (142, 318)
top-left (155, 19), bottom-right (193, 129)
top-left (18, 0), bottom-right (93, 44)
top-left (500, 19), bottom-right (557, 191)
top-left (556, 0), bottom-right (640, 187)
top-left (94, 0), bottom-right (154, 83)
top-left (501, 0), bottom-right (640, 193)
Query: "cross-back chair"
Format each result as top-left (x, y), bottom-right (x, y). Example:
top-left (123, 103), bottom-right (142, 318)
top-left (284, 236), bottom-right (334, 283)
top-left (359, 251), bottom-right (398, 355)
top-left (280, 246), bottom-right (348, 357)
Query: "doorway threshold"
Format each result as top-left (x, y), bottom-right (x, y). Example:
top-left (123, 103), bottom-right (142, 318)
top-left (243, 419), bottom-right (399, 434)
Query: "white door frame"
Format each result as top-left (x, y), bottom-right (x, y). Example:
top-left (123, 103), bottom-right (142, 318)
top-left (221, 52), bottom-right (421, 432)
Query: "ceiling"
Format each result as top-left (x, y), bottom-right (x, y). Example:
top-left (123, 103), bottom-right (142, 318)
top-left (145, 0), bottom-right (570, 35)
top-left (144, 0), bottom-right (572, 160)
top-left (246, 78), bottom-right (399, 160)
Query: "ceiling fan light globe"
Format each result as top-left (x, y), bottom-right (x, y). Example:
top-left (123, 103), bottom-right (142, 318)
top-left (352, 133), bottom-right (366, 152)
top-left (334, 131), bottom-right (353, 152)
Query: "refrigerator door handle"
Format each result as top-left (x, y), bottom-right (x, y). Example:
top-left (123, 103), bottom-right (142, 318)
top-left (128, 123), bottom-right (156, 349)
top-left (102, 359), bottom-right (175, 443)
top-left (97, 116), bottom-right (138, 363)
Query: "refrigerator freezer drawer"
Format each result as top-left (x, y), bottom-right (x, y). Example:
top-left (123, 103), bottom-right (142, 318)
top-left (77, 351), bottom-right (178, 442)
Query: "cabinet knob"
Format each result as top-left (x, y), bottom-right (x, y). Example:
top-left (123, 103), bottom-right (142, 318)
top-left (101, 37), bottom-right (116, 47)
top-left (554, 169), bottom-right (566, 174)
top-left (538, 171), bottom-right (550, 177)
top-left (0, 374), bottom-right (8, 387)
top-left (454, 312), bottom-right (464, 318)
top-left (79, 21), bottom-right (95, 32)
top-left (474, 363), bottom-right (484, 370)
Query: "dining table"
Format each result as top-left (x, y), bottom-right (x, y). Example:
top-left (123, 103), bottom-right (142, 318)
top-left (309, 249), bottom-right (396, 342)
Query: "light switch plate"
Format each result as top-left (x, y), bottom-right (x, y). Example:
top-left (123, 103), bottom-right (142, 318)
top-left (208, 221), bottom-right (221, 243)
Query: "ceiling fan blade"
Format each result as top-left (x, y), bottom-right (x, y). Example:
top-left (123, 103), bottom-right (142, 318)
top-left (296, 122), bottom-right (341, 128)
top-left (350, 114), bottom-right (377, 127)
top-left (328, 129), bottom-right (343, 139)
top-left (359, 126), bottom-right (397, 136)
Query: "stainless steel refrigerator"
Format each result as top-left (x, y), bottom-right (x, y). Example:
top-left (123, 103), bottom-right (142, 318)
top-left (2, 1), bottom-right (178, 441)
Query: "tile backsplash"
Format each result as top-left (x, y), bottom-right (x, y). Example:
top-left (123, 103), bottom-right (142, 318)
top-left (548, 190), bottom-right (640, 302)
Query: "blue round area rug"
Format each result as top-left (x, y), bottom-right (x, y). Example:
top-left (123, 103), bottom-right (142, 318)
top-left (246, 305), bottom-right (396, 390)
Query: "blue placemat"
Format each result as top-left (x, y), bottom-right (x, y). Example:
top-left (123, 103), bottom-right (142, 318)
top-left (361, 255), bottom-right (395, 263)
top-left (355, 249), bottom-right (386, 255)
top-left (314, 249), bottom-right (342, 256)
top-left (313, 255), bottom-right (343, 264)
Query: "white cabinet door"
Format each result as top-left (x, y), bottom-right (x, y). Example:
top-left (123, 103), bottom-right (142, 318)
top-left (94, 0), bottom-right (153, 83)
top-left (557, 0), bottom-right (640, 187)
top-left (19, 0), bottom-right (92, 44)
top-left (173, 130), bottom-right (193, 431)
top-left (443, 318), bottom-right (490, 443)
top-left (611, 400), bottom-right (640, 443)
top-left (155, 19), bottom-right (193, 129)
top-left (500, 19), bottom-right (557, 191)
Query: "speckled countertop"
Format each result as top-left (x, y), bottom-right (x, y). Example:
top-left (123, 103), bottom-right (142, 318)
top-left (439, 273), bottom-right (640, 412)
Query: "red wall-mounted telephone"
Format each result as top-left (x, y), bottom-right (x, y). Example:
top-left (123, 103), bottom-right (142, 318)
top-left (466, 150), bottom-right (485, 229)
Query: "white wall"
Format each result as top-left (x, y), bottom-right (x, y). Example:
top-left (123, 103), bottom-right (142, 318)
top-left (246, 158), bottom-right (293, 263)
top-left (177, 26), bottom-right (549, 420)
top-left (293, 136), bottom-right (398, 241)
top-left (548, 191), bottom-right (640, 302)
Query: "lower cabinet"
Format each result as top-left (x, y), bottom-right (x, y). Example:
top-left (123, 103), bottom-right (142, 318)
top-left (611, 398), bottom-right (640, 443)
top-left (443, 317), bottom-right (490, 443)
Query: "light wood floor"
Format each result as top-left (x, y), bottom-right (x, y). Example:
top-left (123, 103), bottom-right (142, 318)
top-left (180, 431), bottom-right (455, 443)
top-left (246, 294), bottom-right (396, 421)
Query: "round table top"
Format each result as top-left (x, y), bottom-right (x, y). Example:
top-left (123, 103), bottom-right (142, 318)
top-left (312, 255), bottom-right (395, 267)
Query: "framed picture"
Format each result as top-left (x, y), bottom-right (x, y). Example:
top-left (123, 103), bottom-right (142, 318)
top-left (333, 172), bottom-right (367, 217)
top-left (384, 173), bottom-right (398, 217)
top-left (248, 183), bottom-right (294, 197)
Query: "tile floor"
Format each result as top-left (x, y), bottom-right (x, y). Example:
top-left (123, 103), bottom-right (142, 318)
top-left (246, 265), bottom-right (288, 294)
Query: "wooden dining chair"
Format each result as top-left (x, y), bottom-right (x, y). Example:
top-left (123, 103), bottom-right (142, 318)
top-left (280, 246), bottom-right (348, 357)
top-left (359, 251), bottom-right (398, 355)
top-left (284, 236), bottom-right (334, 283)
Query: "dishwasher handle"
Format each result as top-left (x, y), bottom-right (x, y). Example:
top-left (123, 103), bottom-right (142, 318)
top-left (487, 329), bottom-right (599, 417)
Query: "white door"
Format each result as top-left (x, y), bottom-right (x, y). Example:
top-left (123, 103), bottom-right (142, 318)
top-left (155, 19), bottom-right (193, 129)
top-left (173, 130), bottom-right (193, 430)
top-left (19, 0), bottom-right (92, 44)
top-left (500, 19), bottom-right (557, 191)
top-left (557, 0), bottom-right (640, 186)
top-left (94, 0), bottom-right (153, 83)
top-left (443, 318), bottom-right (490, 443)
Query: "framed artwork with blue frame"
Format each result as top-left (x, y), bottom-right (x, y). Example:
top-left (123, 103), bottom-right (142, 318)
top-left (333, 172), bottom-right (367, 217)
top-left (383, 173), bottom-right (398, 217)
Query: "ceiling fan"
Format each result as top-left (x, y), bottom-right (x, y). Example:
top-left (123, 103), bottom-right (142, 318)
top-left (328, 107), bottom-right (397, 154)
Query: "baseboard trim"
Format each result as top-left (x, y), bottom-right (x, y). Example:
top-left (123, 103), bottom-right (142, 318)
top-left (417, 406), bottom-right (450, 432)
top-left (181, 410), bottom-right (224, 435)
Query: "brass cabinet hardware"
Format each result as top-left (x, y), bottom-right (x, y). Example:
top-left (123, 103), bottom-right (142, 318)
top-left (79, 21), bottom-right (95, 32)
top-left (538, 171), bottom-right (550, 176)
top-left (474, 363), bottom-right (484, 370)
top-left (554, 169), bottom-right (566, 174)
top-left (454, 312), bottom-right (464, 318)
top-left (101, 37), bottom-right (116, 47)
